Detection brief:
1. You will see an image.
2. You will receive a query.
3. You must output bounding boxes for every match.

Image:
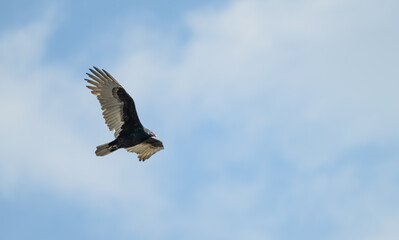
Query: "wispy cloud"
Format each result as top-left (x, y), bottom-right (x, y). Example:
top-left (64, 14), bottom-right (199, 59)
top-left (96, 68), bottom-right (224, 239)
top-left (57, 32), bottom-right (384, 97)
top-left (0, 0), bottom-right (398, 239)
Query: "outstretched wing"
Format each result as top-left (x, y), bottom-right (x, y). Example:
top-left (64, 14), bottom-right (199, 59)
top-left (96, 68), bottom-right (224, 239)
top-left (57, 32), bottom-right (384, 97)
top-left (125, 138), bottom-right (164, 161)
top-left (85, 67), bottom-right (142, 137)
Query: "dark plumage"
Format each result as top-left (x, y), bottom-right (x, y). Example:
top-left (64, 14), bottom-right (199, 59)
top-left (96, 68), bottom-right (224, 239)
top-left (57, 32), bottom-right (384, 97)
top-left (85, 67), bottom-right (164, 161)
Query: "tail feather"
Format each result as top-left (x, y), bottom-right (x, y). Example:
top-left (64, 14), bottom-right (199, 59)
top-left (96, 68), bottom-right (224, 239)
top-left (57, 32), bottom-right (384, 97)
top-left (95, 141), bottom-right (118, 156)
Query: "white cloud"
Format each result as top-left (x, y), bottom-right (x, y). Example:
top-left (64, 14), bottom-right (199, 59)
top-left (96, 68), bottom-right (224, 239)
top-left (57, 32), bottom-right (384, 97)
top-left (111, 0), bottom-right (399, 238)
top-left (0, 10), bottom-right (169, 221)
top-left (0, 0), bottom-right (398, 239)
top-left (113, 0), bottom-right (399, 170)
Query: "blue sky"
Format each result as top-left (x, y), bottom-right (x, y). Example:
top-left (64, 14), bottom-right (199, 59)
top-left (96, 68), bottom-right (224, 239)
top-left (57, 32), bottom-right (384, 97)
top-left (0, 0), bottom-right (398, 239)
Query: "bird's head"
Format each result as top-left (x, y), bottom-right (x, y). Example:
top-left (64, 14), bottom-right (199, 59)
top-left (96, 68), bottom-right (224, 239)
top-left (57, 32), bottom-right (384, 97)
top-left (144, 128), bottom-right (157, 137)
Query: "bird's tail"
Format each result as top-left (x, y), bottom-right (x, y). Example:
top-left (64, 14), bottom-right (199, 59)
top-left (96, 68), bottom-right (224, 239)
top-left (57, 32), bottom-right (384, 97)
top-left (95, 140), bottom-right (118, 156)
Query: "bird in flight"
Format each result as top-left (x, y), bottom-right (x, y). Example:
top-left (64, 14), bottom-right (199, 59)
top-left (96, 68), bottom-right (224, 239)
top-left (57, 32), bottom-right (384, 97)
top-left (85, 67), bottom-right (164, 161)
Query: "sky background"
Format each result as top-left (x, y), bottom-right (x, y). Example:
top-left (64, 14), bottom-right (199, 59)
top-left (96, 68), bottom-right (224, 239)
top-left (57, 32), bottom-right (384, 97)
top-left (0, 0), bottom-right (398, 239)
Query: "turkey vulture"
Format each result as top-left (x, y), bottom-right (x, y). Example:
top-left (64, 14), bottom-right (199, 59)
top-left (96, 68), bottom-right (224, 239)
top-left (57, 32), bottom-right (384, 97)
top-left (85, 67), bottom-right (164, 161)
